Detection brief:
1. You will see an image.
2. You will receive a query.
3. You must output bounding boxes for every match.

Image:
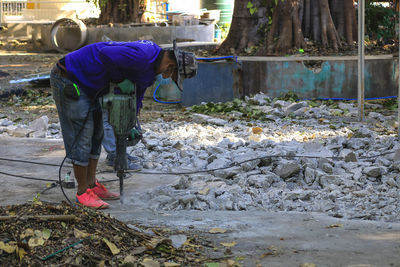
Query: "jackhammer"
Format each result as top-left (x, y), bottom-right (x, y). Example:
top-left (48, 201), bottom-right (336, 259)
top-left (102, 80), bottom-right (141, 203)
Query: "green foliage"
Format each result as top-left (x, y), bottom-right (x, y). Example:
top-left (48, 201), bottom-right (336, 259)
top-left (33, 193), bottom-right (41, 203)
top-left (278, 91), bottom-right (299, 102)
top-left (190, 99), bottom-right (267, 121)
top-left (247, 1), bottom-right (258, 15)
top-left (365, 2), bottom-right (396, 42)
top-left (85, 0), bottom-right (108, 8)
top-left (219, 23), bottom-right (231, 40)
top-left (8, 89), bottom-right (53, 106)
top-left (382, 98), bottom-right (397, 110)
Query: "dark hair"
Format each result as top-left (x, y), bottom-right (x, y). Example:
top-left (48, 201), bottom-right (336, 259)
top-left (165, 49), bottom-right (176, 62)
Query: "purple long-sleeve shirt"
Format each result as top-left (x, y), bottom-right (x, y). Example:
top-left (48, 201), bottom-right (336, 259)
top-left (65, 40), bottom-right (162, 109)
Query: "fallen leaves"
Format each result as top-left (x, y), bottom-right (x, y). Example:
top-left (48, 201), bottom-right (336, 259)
top-left (220, 241), bottom-right (237, 247)
top-left (209, 227), bottom-right (227, 234)
top-left (102, 237), bottom-right (121, 255)
top-left (0, 202), bottom-right (215, 266)
top-left (27, 229), bottom-right (51, 248)
top-left (74, 228), bottom-right (90, 239)
top-left (164, 262), bottom-right (181, 267)
top-left (326, 224), bottom-right (344, 229)
top-left (28, 236), bottom-right (45, 248)
top-left (252, 127), bottom-right (263, 135)
top-left (260, 245), bottom-right (282, 258)
top-left (199, 187), bottom-right (210, 195)
top-left (141, 258), bottom-right (160, 267)
top-left (0, 241), bottom-right (17, 253)
top-left (0, 241), bottom-right (27, 261)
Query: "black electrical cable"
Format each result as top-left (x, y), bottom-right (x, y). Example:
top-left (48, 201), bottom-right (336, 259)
top-left (1, 149), bottom-right (396, 182)
top-left (97, 150), bottom-right (396, 176)
top-left (40, 182), bottom-right (59, 194)
top-left (0, 157), bottom-right (68, 167)
top-left (0, 171), bottom-right (58, 182)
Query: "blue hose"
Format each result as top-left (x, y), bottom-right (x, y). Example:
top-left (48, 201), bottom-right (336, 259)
top-left (301, 96), bottom-right (397, 101)
top-left (196, 56), bottom-right (238, 62)
top-left (153, 84), bottom-right (182, 104)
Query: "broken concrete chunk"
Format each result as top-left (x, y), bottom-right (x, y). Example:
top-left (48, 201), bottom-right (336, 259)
top-left (191, 113), bottom-right (227, 126)
top-left (340, 149), bottom-right (357, 162)
top-left (208, 158), bottom-right (230, 170)
top-left (28, 116), bottom-right (48, 132)
top-left (6, 127), bottom-right (33, 137)
top-left (0, 118), bottom-right (13, 127)
top-left (363, 166), bottom-right (386, 178)
top-left (319, 175), bottom-right (342, 187)
top-left (275, 162), bottom-right (301, 179)
top-left (252, 93), bottom-right (270, 105)
top-left (283, 101), bottom-right (308, 115)
top-left (273, 100), bottom-right (290, 108)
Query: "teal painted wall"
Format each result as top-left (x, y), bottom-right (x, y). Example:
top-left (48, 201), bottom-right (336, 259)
top-left (242, 58), bottom-right (397, 99)
top-left (182, 58), bottom-right (398, 106)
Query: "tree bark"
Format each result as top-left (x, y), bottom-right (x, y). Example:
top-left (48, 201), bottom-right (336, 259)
top-left (319, 0), bottom-right (341, 50)
top-left (99, 0), bottom-right (141, 24)
top-left (267, 0), bottom-right (305, 54)
top-left (220, 0), bottom-right (357, 55)
top-left (217, 0), bottom-right (263, 54)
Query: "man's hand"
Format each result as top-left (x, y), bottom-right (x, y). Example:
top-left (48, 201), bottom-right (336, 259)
top-left (130, 128), bottom-right (142, 140)
top-left (127, 127), bottom-right (142, 147)
top-left (117, 79), bottom-right (135, 94)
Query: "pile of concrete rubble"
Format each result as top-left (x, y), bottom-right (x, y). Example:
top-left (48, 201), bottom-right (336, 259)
top-left (1, 94), bottom-right (399, 222)
top-left (130, 95), bottom-right (400, 222)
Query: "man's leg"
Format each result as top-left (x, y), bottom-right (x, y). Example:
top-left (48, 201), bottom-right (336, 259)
top-left (74, 164), bottom-right (88, 195)
top-left (91, 103), bottom-right (120, 200)
top-left (50, 69), bottom-right (109, 208)
top-left (87, 158), bottom-right (98, 188)
top-left (102, 109), bottom-right (116, 164)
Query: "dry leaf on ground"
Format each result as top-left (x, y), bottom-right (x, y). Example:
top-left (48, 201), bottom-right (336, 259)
top-left (209, 228), bottom-right (227, 234)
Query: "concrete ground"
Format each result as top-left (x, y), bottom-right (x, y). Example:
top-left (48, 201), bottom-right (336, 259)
top-left (1, 136), bottom-right (400, 267)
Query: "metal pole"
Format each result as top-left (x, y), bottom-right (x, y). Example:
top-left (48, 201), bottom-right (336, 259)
top-left (0, 0), bottom-right (3, 28)
top-left (398, 1), bottom-right (400, 138)
top-left (358, 0), bottom-right (365, 122)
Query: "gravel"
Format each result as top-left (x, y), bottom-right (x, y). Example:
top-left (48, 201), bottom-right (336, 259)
top-left (2, 95), bottom-right (399, 222)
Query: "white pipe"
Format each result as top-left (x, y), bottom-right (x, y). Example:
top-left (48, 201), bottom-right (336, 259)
top-left (358, 0), bottom-right (365, 122)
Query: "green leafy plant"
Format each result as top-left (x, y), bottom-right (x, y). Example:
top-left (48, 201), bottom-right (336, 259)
top-left (365, 2), bottom-right (396, 42)
top-left (279, 91), bottom-right (299, 102)
top-left (190, 98), bottom-right (268, 121)
top-left (382, 98), bottom-right (397, 110)
top-left (33, 193), bottom-right (41, 203)
top-left (247, 1), bottom-right (258, 15)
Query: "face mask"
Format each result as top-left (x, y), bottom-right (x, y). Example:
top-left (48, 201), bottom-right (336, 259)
top-left (156, 73), bottom-right (172, 86)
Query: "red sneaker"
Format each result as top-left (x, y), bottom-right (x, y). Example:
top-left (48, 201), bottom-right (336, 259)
top-left (92, 181), bottom-right (120, 200)
top-left (76, 188), bottom-right (109, 209)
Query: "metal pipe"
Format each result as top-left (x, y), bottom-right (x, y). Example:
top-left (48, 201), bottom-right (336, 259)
top-left (0, 0), bottom-right (3, 27)
top-left (358, 0), bottom-right (365, 122)
top-left (398, 3), bottom-right (400, 138)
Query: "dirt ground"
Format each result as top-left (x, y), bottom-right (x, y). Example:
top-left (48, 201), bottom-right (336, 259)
top-left (1, 49), bottom-right (400, 267)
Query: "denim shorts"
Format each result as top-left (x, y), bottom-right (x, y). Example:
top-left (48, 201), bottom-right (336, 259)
top-left (50, 66), bottom-right (103, 166)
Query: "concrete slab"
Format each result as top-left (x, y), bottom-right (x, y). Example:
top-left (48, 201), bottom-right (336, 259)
top-left (1, 136), bottom-right (400, 267)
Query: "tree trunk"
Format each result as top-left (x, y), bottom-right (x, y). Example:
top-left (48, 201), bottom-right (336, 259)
top-left (267, 0), bottom-right (305, 54)
top-left (217, 0), bottom-right (264, 54)
top-left (319, 0), bottom-right (341, 50)
top-left (219, 0), bottom-right (357, 55)
top-left (99, 0), bottom-right (141, 24)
